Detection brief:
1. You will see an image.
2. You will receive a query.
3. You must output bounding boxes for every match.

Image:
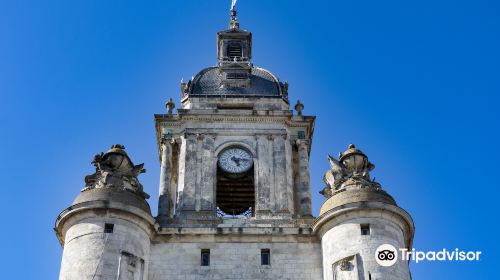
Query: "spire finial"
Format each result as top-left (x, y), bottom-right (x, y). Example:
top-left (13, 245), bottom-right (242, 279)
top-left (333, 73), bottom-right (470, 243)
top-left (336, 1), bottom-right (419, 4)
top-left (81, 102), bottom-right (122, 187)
top-left (229, 0), bottom-right (239, 29)
top-left (231, 0), bottom-right (237, 12)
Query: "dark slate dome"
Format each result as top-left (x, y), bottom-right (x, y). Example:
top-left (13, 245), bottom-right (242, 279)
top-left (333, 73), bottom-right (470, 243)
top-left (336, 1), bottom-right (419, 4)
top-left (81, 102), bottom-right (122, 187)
top-left (179, 8), bottom-right (289, 101)
top-left (189, 66), bottom-right (284, 97)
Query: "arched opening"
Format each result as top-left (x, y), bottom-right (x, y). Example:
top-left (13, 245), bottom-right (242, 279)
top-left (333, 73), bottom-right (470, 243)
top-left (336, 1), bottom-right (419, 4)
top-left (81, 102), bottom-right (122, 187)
top-left (216, 146), bottom-right (255, 217)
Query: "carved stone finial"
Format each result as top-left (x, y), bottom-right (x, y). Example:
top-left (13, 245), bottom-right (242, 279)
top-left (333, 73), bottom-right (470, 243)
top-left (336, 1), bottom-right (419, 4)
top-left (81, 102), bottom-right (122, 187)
top-left (294, 100), bottom-right (304, 116)
top-left (281, 81), bottom-right (289, 97)
top-left (339, 144), bottom-right (375, 172)
top-left (180, 79), bottom-right (187, 95)
top-left (320, 144), bottom-right (381, 198)
top-left (82, 145), bottom-right (150, 199)
top-left (166, 98), bottom-right (175, 115)
top-left (111, 144), bottom-right (125, 150)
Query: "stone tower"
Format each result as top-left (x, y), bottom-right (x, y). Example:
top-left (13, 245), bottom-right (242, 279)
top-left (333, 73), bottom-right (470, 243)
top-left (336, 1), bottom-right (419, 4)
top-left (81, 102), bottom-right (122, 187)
top-left (55, 4), bottom-right (414, 280)
top-left (314, 145), bottom-right (414, 280)
top-left (55, 145), bottom-right (155, 279)
top-left (155, 5), bottom-right (314, 226)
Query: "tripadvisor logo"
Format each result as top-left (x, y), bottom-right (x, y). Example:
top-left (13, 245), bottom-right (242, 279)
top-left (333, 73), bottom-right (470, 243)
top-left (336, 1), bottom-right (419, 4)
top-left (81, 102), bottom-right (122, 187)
top-left (375, 244), bottom-right (482, 266)
top-left (375, 244), bottom-right (398, 267)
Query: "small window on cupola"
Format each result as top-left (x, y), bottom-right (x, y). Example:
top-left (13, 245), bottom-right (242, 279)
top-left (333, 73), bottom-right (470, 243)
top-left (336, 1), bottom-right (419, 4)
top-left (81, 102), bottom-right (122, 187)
top-left (227, 42), bottom-right (242, 59)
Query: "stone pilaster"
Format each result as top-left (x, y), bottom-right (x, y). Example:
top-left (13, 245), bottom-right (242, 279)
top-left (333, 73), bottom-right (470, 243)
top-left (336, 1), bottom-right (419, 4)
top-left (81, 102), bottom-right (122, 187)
top-left (255, 134), bottom-right (271, 215)
top-left (176, 137), bottom-right (186, 211)
top-left (195, 134), bottom-right (203, 211)
top-left (268, 135), bottom-right (277, 212)
top-left (182, 133), bottom-right (197, 210)
top-left (297, 139), bottom-right (312, 216)
top-left (158, 138), bottom-right (173, 217)
top-left (284, 135), bottom-right (294, 215)
top-left (200, 134), bottom-right (216, 211)
top-left (170, 138), bottom-right (180, 215)
top-left (273, 134), bottom-right (289, 213)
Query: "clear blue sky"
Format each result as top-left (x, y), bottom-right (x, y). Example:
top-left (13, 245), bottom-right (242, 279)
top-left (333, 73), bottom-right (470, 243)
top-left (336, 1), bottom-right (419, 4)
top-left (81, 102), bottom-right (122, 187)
top-left (1, 0), bottom-right (498, 279)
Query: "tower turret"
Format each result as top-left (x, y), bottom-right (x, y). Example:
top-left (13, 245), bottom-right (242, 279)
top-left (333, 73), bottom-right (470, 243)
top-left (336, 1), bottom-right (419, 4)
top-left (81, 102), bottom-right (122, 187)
top-left (313, 144), bottom-right (414, 280)
top-left (55, 145), bottom-right (155, 280)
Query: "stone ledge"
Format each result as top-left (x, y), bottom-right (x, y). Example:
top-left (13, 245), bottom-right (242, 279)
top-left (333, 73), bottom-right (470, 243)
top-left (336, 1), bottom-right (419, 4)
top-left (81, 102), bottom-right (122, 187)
top-left (319, 188), bottom-right (396, 215)
top-left (54, 199), bottom-right (157, 246)
top-left (313, 201), bottom-right (415, 250)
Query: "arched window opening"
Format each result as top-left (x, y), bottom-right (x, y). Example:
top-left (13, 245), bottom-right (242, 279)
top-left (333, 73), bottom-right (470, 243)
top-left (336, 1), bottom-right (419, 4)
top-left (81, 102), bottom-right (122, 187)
top-left (216, 147), bottom-right (255, 217)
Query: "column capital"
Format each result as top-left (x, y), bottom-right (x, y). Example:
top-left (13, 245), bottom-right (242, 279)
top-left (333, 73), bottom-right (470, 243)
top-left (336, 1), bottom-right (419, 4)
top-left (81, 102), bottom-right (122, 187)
top-left (296, 139), bottom-right (310, 147)
top-left (255, 133), bottom-right (267, 140)
top-left (160, 138), bottom-right (175, 145)
top-left (203, 133), bottom-right (217, 140)
top-left (160, 127), bottom-right (174, 142)
top-left (184, 132), bottom-right (197, 139)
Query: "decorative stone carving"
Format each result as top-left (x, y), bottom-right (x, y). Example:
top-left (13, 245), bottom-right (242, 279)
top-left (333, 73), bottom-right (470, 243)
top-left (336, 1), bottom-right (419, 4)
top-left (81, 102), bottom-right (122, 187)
top-left (180, 79), bottom-right (191, 97)
top-left (118, 251), bottom-right (144, 280)
top-left (338, 259), bottom-right (351, 271)
top-left (294, 100), bottom-right (304, 116)
top-left (332, 255), bottom-right (358, 280)
top-left (82, 144), bottom-right (150, 199)
top-left (320, 144), bottom-right (381, 198)
top-left (161, 128), bottom-right (173, 141)
top-left (297, 130), bottom-right (306, 139)
top-left (281, 81), bottom-right (289, 100)
top-left (165, 98), bottom-right (175, 115)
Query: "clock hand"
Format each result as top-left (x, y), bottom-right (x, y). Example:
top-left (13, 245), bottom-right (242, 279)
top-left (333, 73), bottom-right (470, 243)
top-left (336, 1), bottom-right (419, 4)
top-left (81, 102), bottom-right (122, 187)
top-left (231, 156), bottom-right (241, 166)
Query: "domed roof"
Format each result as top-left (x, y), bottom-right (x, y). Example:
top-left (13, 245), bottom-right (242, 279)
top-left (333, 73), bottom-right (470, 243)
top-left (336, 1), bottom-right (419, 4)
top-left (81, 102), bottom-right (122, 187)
top-left (189, 66), bottom-right (285, 97)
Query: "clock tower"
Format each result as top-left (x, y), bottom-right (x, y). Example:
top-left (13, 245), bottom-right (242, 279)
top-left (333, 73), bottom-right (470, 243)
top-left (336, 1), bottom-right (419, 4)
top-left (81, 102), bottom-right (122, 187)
top-left (55, 4), bottom-right (414, 279)
top-left (154, 7), bottom-right (315, 225)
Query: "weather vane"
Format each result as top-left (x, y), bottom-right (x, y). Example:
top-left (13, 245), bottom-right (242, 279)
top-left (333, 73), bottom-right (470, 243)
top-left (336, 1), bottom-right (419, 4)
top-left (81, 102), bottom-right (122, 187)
top-left (231, 0), bottom-right (237, 12)
top-left (229, 0), bottom-right (239, 28)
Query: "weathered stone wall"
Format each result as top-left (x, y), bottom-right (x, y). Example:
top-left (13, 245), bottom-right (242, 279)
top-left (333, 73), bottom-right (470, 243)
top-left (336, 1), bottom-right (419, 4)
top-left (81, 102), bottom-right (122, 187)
top-left (319, 217), bottom-right (411, 280)
top-left (163, 110), bottom-right (315, 222)
top-left (148, 237), bottom-right (322, 280)
top-left (181, 97), bottom-right (290, 110)
top-left (59, 216), bottom-right (151, 280)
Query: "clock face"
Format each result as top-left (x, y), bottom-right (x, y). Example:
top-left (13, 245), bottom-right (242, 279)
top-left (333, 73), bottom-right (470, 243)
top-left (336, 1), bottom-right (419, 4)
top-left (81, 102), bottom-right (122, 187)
top-left (218, 147), bottom-right (253, 174)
